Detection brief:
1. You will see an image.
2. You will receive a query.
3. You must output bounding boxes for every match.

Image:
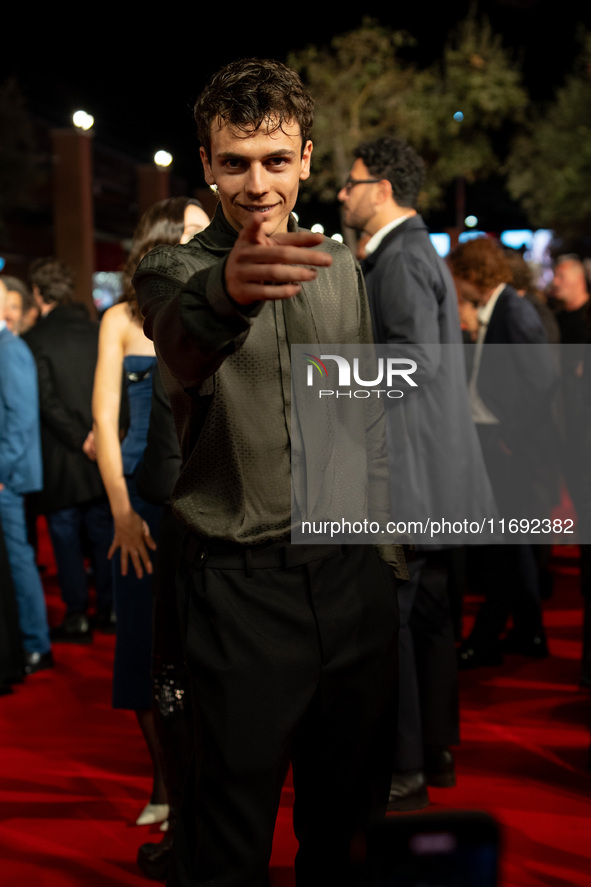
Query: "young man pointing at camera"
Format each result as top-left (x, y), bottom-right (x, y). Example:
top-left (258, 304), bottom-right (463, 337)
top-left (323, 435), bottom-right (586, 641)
top-left (133, 58), bottom-right (406, 887)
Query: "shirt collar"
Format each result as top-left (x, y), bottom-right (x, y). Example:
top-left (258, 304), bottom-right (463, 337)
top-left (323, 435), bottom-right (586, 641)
top-left (0, 320), bottom-right (7, 333)
top-left (364, 214), bottom-right (415, 256)
top-left (477, 282), bottom-right (506, 326)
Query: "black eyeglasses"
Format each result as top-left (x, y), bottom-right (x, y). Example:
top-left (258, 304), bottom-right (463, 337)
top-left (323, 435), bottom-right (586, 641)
top-left (343, 177), bottom-right (381, 194)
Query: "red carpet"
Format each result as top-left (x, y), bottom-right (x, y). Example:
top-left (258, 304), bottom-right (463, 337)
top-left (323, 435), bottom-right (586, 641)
top-left (1, 527), bottom-right (590, 886)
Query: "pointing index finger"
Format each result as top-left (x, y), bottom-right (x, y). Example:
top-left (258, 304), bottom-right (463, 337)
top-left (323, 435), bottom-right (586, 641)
top-left (240, 213), bottom-right (268, 244)
top-left (272, 230), bottom-right (327, 249)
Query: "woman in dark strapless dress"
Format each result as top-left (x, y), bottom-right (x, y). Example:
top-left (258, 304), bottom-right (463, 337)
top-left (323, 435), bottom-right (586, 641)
top-left (111, 355), bottom-right (161, 711)
top-left (92, 198), bottom-right (210, 856)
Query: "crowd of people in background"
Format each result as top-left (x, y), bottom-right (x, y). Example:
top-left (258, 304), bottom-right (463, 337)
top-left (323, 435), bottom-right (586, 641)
top-left (1, 126), bottom-right (591, 883)
top-left (0, 196), bottom-right (211, 879)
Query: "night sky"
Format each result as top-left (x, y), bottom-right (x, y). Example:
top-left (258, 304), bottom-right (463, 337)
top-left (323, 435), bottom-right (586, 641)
top-left (3, 1), bottom-right (591, 230)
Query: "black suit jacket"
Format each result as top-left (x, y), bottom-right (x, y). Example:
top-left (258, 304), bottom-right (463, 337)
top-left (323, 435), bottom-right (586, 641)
top-left (476, 285), bottom-right (556, 447)
top-left (360, 215), bottom-right (496, 539)
top-left (474, 284), bottom-right (560, 516)
top-left (23, 304), bottom-right (106, 512)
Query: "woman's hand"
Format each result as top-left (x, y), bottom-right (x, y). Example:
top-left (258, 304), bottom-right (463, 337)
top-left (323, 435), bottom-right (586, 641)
top-left (109, 508), bottom-right (157, 579)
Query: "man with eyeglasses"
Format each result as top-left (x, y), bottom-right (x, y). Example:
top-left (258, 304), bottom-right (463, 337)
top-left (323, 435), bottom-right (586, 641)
top-left (338, 135), bottom-right (494, 813)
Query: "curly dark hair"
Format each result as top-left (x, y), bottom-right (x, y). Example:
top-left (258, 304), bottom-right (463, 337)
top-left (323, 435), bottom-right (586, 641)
top-left (503, 248), bottom-right (532, 292)
top-left (194, 58), bottom-right (315, 160)
top-left (29, 258), bottom-right (75, 306)
top-left (448, 237), bottom-right (514, 292)
top-left (120, 196), bottom-right (205, 320)
top-left (354, 136), bottom-right (425, 209)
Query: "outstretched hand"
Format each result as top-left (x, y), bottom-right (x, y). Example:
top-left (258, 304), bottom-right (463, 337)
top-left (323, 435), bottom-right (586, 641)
top-left (225, 213), bottom-right (333, 306)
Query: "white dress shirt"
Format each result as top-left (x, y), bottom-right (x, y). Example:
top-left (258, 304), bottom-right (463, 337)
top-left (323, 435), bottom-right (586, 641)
top-left (469, 283), bottom-right (506, 424)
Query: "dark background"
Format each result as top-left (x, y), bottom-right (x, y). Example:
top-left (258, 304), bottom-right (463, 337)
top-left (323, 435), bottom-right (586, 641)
top-left (3, 1), bottom-right (591, 235)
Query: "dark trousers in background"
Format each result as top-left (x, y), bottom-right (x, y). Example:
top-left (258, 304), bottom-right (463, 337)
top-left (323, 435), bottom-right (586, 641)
top-left (169, 542), bottom-right (399, 887)
top-left (0, 487), bottom-right (51, 655)
top-left (46, 497), bottom-right (114, 616)
top-left (394, 551), bottom-right (460, 772)
top-left (467, 543), bottom-right (544, 649)
top-left (468, 425), bottom-right (545, 648)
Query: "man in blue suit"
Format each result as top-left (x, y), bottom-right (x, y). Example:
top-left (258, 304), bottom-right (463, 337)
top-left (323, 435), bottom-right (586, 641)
top-left (0, 279), bottom-right (53, 675)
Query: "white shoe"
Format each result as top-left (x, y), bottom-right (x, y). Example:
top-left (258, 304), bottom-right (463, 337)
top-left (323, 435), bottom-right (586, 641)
top-left (136, 802), bottom-right (170, 826)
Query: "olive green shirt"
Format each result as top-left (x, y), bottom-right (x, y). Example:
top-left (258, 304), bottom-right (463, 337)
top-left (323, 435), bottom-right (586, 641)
top-left (133, 207), bottom-right (407, 579)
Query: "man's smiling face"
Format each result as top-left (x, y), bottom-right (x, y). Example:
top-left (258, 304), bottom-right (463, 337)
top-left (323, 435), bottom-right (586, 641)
top-left (200, 118), bottom-right (312, 236)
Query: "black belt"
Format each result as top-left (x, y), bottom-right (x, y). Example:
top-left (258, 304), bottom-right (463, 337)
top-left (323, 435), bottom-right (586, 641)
top-left (183, 534), bottom-right (349, 572)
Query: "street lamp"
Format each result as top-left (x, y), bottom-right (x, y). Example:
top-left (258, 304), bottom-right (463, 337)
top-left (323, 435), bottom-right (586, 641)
top-left (72, 110), bottom-right (94, 131)
top-left (154, 150), bottom-right (173, 168)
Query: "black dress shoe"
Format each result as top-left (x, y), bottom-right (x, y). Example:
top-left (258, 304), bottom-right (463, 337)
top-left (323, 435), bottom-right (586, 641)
top-left (424, 748), bottom-right (456, 788)
top-left (457, 641), bottom-right (503, 670)
top-left (50, 613), bottom-right (93, 644)
top-left (137, 828), bottom-right (174, 881)
top-left (501, 629), bottom-right (549, 658)
top-left (387, 771), bottom-right (429, 812)
top-left (23, 650), bottom-right (54, 676)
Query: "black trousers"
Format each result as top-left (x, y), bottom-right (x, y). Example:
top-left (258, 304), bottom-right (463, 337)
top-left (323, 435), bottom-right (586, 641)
top-left (152, 506), bottom-right (194, 815)
top-left (468, 425), bottom-right (545, 648)
top-left (168, 540), bottom-right (399, 887)
top-left (467, 543), bottom-right (544, 649)
top-left (394, 551), bottom-right (459, 772)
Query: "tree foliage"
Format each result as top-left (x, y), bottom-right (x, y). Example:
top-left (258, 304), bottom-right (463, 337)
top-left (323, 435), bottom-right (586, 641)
top-left (505, 30), bottom-right (591, 238)
top-left (287, 19), bottom-right (419, 204)
top-left (287, 12), bottom-right (528, 213)
top-left (415, 12), bottom-right (528, 205)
